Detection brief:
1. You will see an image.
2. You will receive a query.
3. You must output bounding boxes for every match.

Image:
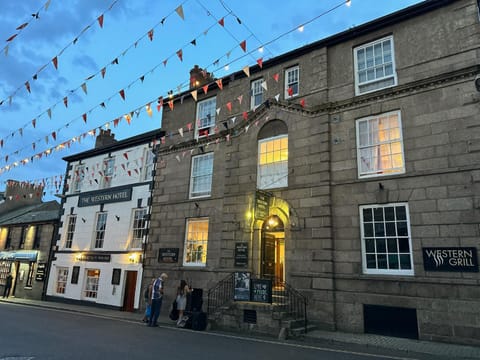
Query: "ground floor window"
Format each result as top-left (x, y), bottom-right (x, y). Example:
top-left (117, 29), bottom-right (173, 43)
top-left (56, 267), bottom-right (69, 294)
top-left (26, 262), bottom-right (35, 288)
top-left (184, 218), bottom-right (209, 266)
top-left (84, 269), bottom-right (100, 299)
top-left (0, 261), bottom-right (12, 286)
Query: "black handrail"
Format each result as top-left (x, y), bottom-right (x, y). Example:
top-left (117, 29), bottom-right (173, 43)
top-left (207, 273), bottom-right (235, 316)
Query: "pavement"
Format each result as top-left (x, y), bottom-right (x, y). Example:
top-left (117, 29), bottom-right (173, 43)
top-left (1, 296), bottom-right (480, 359)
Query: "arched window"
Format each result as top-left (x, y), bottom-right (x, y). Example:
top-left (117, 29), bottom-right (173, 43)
top-left (257, 120), bottom-right (288, 190)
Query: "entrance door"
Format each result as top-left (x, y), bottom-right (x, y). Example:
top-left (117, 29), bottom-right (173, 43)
top-left (262, 234), bottom-right (276, 279)
top-left (261, 215), bottom-right (285, 283)
top-left (122, 271), bottom-right (137, 312)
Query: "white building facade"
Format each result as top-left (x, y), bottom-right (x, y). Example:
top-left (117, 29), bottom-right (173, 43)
top-left (46, 129), bottom-right (163, 311)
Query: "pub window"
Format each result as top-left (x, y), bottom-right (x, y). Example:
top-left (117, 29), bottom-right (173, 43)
top-left (64, 215), bottom-right (76, 249)
top-left (84, 269), bottom-right (100, 299)
top-left (56, 267), bottom-right (69, 294)
top-left (93, 212), bottom-right (108, 249)
top-left (184, 218), bottom-right (208, 267)
top-left (130, 208), bottom-right (147, 249)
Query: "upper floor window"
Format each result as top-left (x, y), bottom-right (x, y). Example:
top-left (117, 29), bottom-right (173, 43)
top-left (285, 66), bottom-right (299, 99)
top-left (251, 78), bottom-right (264, 110)
top-left (72, 164), bottom-right (85, 193)
top-left (142, 148), bottom-right (155, 181)
top-left (94, 212), bottom-right (107, 249)
top-left (354, 36), bottom-right (396, 95)
top-left (184, 218), bottom-right (208, 267)
top-left (190, 153), bottom-right (214, 199)
top-left (196, 97), bottom-right (216, 138)
top-left (360, 203), bottom-right (413, 276)
top-left (101, 157), bottom-right (115, 188)
top-left (5, 228), bottom-right (12, 249)
top-left (131, 208), bottom-right (148, 249)
top-left (64, 215), bottom-right (76, 249)
top-left (33, 225), bottom-right (42, 249)
top-left (356, 110), bottom-right (405, 179)
top-left (258, 135), bottom-right (288, 190)
top-left (19, 226), bottom-right (27, 249)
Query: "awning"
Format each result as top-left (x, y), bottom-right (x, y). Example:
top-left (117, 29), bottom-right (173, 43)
top-left (0, 251), bottom-right (38, 261)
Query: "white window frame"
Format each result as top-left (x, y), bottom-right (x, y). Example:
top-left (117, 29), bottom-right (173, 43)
top-left (360, 203), bottom-right (414, 276)
top-left (354, 36), bottom-right (397, 95)
top-left (142, 147), bottom-right (155, 181)
top-left (64, 215), bottom-right (77, 249)
top-left (83, 269), bottom-right (100, 299)
top-left (56, 267), bottom-right (68, 294)
top-left (284, 66), bottom-right (299, 99)
top-left (257, 135), bottom-right (288, 190)
top-left (189, 153), bottom-right (214, 199)
top-left (356, 110), bottom-right (405, 179)
top-left (251, 78), bottom-right (264, 110)
top-left (195, 97), bottom-right (216, 138)
top-left (93, 212), bottom-right (107, 249)
top-left (130, 208), bottom-right (148, 249)
top-left (72, 164), bottom-right (85, 193)
top-left (101, 157), bottom-right (115, 188)
top-left (183, 218), bottom-right (208, 267)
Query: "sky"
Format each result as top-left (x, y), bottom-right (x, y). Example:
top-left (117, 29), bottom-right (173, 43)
top-left (0, 0), bottom-right (423, 200)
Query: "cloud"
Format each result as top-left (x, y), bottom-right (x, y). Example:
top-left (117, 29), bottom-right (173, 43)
top-left (72, 54), bottom-right (98, 73)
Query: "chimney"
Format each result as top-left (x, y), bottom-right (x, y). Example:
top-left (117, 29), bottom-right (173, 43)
top-left (0, 180), bottom-right (44, 213)
top-left (189, 65), bottom-right (213, 89)
top-left (95, 129), bottom-right (117, 149)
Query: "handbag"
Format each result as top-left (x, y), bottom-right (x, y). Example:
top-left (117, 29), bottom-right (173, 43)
top-left (169, 299), bottom-right (179, 321)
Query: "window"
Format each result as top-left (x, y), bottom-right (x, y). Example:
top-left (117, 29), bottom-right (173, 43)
top-left (101, 157), bottom-right (115, 188)
top-left (64, 215), bottom-right (76, 249)
top-left (94, 212), bottom-right (107, 249)
top-left (56, 267), bottom-right (68, 294)
top-left (84, 269), bottom-right (100, 299)
top-left (190, 153), bottom-right (214, 198)
top-left (196, 97), bottom-right (216, 138)
top-left (360, 203), bottom-right (413, 276)
top-left (258, 135), bottom-right (288, 189)
top-left (142, 148), bottom-right (155, 181)
top-left (33, 225), bottom-right (42, 249)
top-left (251, 78), bottom-right (264, 110)
top-left (5, 228), bottom-right (11, 249)
top-left (285, 66), bottom-right (299, 99)
top-left (26, 262), bottom-right (34, 288)
top-left (184, 218), bottom-right (208, 266)
top-left (19, 226), bottom-right (27, 249)
top-left (131, 208), bottom-right (147, 249)
top-left (354, 36), bottom-right (396, 95)
top-left (356, 111), bottom-right (404, 178)
top-left (72, 164), bottom-right (85, 192)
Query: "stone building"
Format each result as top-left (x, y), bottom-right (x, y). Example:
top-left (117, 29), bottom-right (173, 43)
top-left (46, 129), bottom-right (164, 311)
top-left (144, 0), bottom-right (480, 345)
top-left (0, 180), bottom-right (60, 300)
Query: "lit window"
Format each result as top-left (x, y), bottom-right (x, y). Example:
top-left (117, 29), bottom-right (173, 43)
top-left (354, 36), bottom-right (396, 95)
top-left (196, 97), bottom-right (216, 138)
top-left (101, 157), bottom-right (115, 188)
top-left (251, 78), bottom-right (264, 110)
top-left (26, 262), bottom-right (34, 288)
top-left (184, 218), bottom-right (208, 266)
top-left (356, 111), bottom-right (405, 178)
top-left (84, 269), bottom-right (100, 299)
top-left (285, 66), bottom-right (299, 99)
top-left (64, 215), bottom-right (76, 249)
top-left (190, 153), bottom-right (214, 198)
top-left (257, 135), bottom-right (288, 189)
top-left (94, 212), bottom-right (107, 249)
top-left (56, 267), bottom-right (68, 294)
top-left (72, 164), bottom-right (85, 192)
top-left (360, 203), bottom-right (413, 276)
top-left (131, 208), bottom-right (147, 249)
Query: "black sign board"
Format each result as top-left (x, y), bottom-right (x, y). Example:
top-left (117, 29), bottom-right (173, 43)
top-left (77, 253), bottom-right (111, 262)
top-left (423, 247), bottom-right (479, 272)
top-left (255, 190), bottom-right (271, 220)
top-left (78, 186), bottom-right (132, 207)
top-left (111, 268), bottom-right (121, 285)
top-left (234, 272), bottom-right (251, 301)
top-left (71, 266), bottom-right (80, 284)
top-left (234, 242), bottom-right (248, 267)
top-left (158, 248), bottom-right (179, 263)
top-left (35, 262), bottom-right (46, 281)
top-left (250, 279), bottom-right (272, 303)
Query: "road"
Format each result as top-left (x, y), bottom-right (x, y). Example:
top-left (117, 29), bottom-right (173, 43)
top-left (0, 303), bottom-right (432, 360)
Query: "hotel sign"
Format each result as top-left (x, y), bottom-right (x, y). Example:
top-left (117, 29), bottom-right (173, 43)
top-left (78, 186), bottom-right (132, 207)
top-left (77, 253), bottom-right (111, 262)
top-left (255, 190), bottom-right (271, 220)
top-left (422, 247), bottom-right (478, 272)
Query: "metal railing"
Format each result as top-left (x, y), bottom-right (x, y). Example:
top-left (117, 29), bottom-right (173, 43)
top-left (207, 273), bottom-right (235, 315)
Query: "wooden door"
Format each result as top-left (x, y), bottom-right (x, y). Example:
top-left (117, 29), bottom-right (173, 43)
top-left (122, 271), bottom-right (137, 312)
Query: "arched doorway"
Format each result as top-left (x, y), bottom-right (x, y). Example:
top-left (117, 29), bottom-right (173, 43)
top-left (261, 215), bottom-right (285, 283)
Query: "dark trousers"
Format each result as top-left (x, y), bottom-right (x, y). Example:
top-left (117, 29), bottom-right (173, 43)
top-left (3, 285), bottom-right (11, 298)
top-left (148, 297), bottom-right (163, 326)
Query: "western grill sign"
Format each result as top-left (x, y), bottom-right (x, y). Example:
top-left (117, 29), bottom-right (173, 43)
top-left (422, 247), bottom-right (478, 272)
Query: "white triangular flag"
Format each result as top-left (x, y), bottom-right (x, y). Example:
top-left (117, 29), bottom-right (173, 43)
top-left (275, 94), bottom-right (280, 102)
top-left (261, 81), bottom-right (268, 91)
top-left (179, 128), bottom-right (184, 137)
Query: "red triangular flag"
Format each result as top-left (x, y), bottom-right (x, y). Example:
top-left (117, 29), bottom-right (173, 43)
top-left (52, 131), bottom-right (56, 141)
top-left (63, 97), bottom-right (68, 108)
top-left (32, 119), bottom-right (36, 128)
top-left (123, 152), bottom-right (128, 160)
top-left (257, 58), bottom-right (263, 68)
top-left (288, 87), bottom-right (294, 96)
top-left (239, 40), bottom-right (246, 52)
top-left (82, 113), bottom-right (87, 123)
top-left (25, 81), bottom-right (31, 93)
top-left (176, 49), bottom-right (183, 62)
top-left (6, 34), bottom-right (18, 42)
top-left (243, 111), bottom-right (248, 120)
top-left (273, 73), bottom-right (279, 82)
top-left (97, 14), bottom-right (104, 28)
top-left (202, 84), bottom-right (208, 94)
top-left (16, 23), bottom-right (28, 30)
top-left (113, 118), bottom-right (120, 127)
top-left (168, 100), bottom-right (174, 111)
top-left (148, 29), bottom-right (154, 41)
top-left (300, 99), bottom-right (305, 108)
top-left (101, 67), bottom-right (106, 78)
top-left (216, 79), bottom-right (223, 90)
top-left (119, 89), bottom-right (125, 100)
top-left (218, 17), bottom-right (224, 27)
top-left (52, 56), bottom-right (58, 69)
top-left (226, 102), bottom-right (232, 112)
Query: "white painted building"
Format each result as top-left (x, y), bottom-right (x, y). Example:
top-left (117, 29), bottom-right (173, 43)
top-left (46, 129), bottom-right (164, 311)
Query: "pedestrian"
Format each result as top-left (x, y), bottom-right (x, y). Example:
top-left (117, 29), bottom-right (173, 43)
top-left (175, 280), bottom-right (191, 326)
top-left (148, 273), bottom-right (168, 327)
top-left (142, 278), bottom-right (154, 323)
top-left (3, 273), bottom-right (13, 298)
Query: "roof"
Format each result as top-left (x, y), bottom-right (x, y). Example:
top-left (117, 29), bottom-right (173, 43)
top-left (0, 200), bottom-right (60, 226)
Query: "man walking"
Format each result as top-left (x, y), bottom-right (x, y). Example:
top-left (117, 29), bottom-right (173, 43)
top-left (3, 273), bottom-right (13, 298)
top-left (148, 273), bottom-right (168, 327)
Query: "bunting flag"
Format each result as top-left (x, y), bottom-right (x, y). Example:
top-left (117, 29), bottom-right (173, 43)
top-left (148, 29), bottom-right (154, 41)
top-left (237, 95), bottom-right (243, 104)
top-left (82, 114), bottom-right (87, 123)
top-left (51, 132), bottom-right (56, 141)
top-left (300, 99), bottom-right (305, 108)
top-left (257, 58), bottom-right (263, 68)
top-left (146, 104), bottom-right (153, 117)
top-left (216, 79), bottom-right (223, 90)
top-left (81, 83), bottom-right (88, 94)
top-left (176, 49), bottom-right (183, 62)
top-left (32, 119), bottom-right (36, 128)
top-left (242, 66), bottom-right (250, 77)
top-left (6, 34), bottom-right (18, 42)
top-left (191, 90), bottom-right (198, 101)
top-left (202, 84), bottom-right (208, 94)
top-left (123, 152), bottom-right (129, 160)
top-left (98, 14), bottom-right (104, 28)
top-left (275, 94), bottom-right (280, 102)
top-left (243, 111), bottom-right (248, 120)
top-left (273, 73), bottom-right (279, 82)
top-left (163, 59), bottom-right (168, 67)
top-left (179, 128), bottom-right (184, 137)
top-left (47, 108), bottom-right (52, 119)
top-left (25, 81), bottom-right (31, 93)
top-left (168, 100), bottom-right (174, 111)
top-left (63, 97), bottom-right (68, 108)
top-left (226, 102), bottom-right (232, 112)
top-left (101, 67), bottom-right (106, 78)
top-left (52, 56), bottom-right (58, 69)
top-left (175, 5), bottom-right (185, 20)
top-left (261, 81), bottom-right (268, 91)
top-left (190, 39), bottom-right (196, 46)
top-left (119, 89), bottom-right (125, 100)
top-left (239, 40), bottom-right (247, 52)
top-left (218, 17), bottom-right (225, 27)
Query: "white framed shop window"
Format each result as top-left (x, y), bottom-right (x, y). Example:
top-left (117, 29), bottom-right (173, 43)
top-left (83, 269), bottom-right (100, 299)
top-left (56, 267), bottom-right (69, 294)
top-left (183, 218), bottom-right (208, 267)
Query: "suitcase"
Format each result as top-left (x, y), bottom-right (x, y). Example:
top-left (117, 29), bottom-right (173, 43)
top-left (191, 311), bottom-right (207, 331)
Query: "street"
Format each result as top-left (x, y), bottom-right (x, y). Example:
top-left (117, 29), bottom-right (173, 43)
top-left (0, 303), bottom-right (432, 360)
